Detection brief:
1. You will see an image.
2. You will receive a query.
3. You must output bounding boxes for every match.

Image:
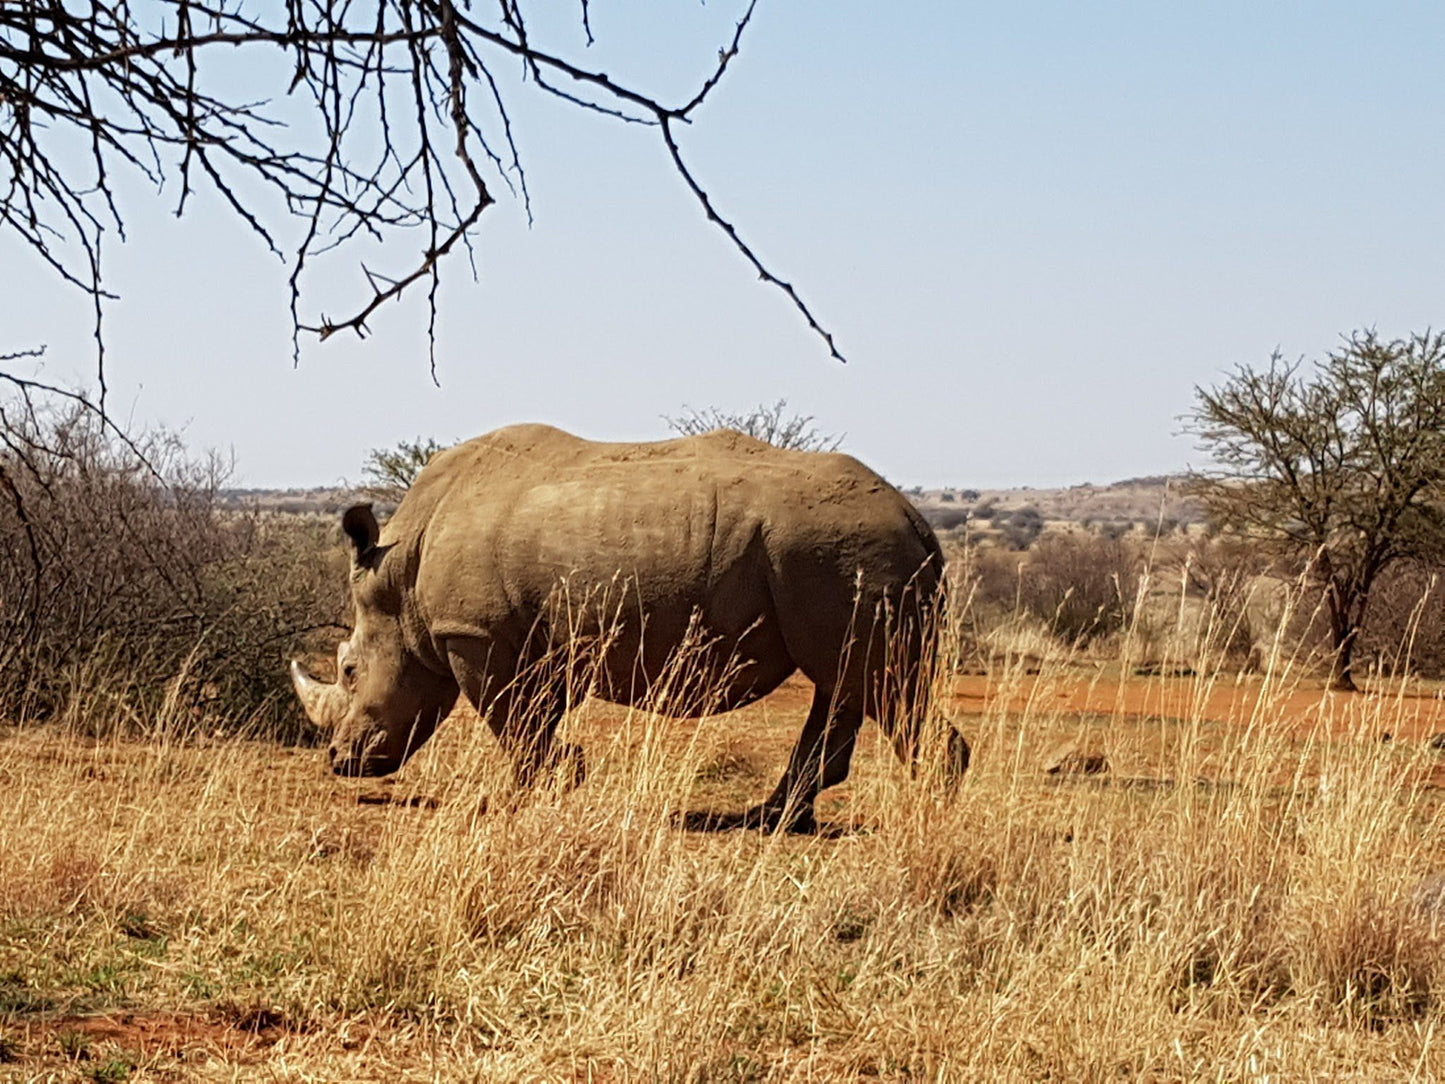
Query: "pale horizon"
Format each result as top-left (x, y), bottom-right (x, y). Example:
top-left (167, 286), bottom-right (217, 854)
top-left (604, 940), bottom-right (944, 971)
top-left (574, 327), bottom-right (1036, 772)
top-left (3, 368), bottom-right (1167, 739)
top-left (5, 2), bottom-right (1442, 491)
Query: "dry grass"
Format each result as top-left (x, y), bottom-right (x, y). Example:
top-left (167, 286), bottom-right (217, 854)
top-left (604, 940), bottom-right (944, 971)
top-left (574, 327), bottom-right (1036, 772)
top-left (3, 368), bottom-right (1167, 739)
top-left (8, 621), bottom-right (1445, 1081)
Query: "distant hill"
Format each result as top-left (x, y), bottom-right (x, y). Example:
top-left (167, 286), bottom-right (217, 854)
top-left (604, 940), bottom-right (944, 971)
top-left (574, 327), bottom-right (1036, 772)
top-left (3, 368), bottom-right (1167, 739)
top-left (908, 476), bottom-right (1202, 532)
top-left (217, 487), bottom-right (366, 515)
top-left (221, 475), bottom-right (1203, 531)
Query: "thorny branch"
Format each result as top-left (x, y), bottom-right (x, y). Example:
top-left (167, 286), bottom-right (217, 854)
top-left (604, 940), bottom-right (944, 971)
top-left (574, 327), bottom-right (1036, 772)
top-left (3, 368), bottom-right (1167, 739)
top-left (0, 357), bottom-right (354, 724)
top-left (0, 0), bottom-right (845, 382)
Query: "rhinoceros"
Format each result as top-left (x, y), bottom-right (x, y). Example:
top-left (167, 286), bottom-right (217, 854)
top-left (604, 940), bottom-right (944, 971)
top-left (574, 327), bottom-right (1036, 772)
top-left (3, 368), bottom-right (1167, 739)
top-left (290, 424), bottom-right (968, 831)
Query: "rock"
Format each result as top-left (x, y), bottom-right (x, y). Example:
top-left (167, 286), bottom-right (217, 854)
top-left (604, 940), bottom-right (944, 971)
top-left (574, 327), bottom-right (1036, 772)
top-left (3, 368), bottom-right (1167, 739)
top-left (1133, 663), bottom-right (1197, 678)
top-left (1412, 872), bottom-right (1445, 919)
top-left (1043, 741), bottom-right (1110, 776)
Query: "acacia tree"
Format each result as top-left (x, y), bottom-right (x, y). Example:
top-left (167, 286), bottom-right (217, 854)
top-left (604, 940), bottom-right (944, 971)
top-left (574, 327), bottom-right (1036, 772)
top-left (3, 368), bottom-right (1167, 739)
top-left (1, 0), bottom-right (842, 386)
top-left (360, 436), bottom-right (447, 502)
top-left (663, 399), bottom-right (842, 452)
top-left (1188, 329), bottom-right (1445, 690)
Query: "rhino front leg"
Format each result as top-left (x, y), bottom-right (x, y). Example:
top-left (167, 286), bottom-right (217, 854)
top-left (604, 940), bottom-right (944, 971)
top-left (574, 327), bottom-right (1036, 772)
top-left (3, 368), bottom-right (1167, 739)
top-left (483, 684), bottom-right (582, 790)
top-left (446, 640), bottom-right (581, 793)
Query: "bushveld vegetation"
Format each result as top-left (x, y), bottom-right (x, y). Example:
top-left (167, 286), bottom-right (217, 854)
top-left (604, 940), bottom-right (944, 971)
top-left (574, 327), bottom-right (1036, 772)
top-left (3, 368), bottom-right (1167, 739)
top-left (11, 367), bottom-right (1445, 1078)
top-left (6, 550), bottom-right (1445, 1078)
top-left (664, 400), bottom-right (845, 454)
top-left (359, 438), bottom-right (451, 506)
top-left (1189, 329), bottom-right (1445, 691)
top-left (0, 390), bottom-right (346, 738)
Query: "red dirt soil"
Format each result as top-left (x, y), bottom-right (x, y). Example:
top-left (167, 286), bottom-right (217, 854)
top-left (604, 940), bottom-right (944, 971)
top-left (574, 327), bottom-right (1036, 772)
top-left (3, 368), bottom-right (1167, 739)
top-left (947, 672), bottom-right (1445, 740)
top-left (13, 1010), bottom-right (287, 1065)
top-left (694, 670), bottom-right (1445, 740)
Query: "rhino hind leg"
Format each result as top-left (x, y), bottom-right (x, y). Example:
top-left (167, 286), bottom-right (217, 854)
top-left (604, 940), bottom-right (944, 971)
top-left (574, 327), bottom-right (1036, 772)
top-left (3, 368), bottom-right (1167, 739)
top-left (752, 688), bottom-right (863, 833)
top-left (673, 687), bottom-right (860, 835)
top-left (871, 682), bottom-right (971, 785)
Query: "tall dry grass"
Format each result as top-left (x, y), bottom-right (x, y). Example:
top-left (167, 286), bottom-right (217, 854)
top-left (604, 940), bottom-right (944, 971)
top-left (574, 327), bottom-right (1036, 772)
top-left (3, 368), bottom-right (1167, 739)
top-left (4, 579), bottom-right (1445, 1080)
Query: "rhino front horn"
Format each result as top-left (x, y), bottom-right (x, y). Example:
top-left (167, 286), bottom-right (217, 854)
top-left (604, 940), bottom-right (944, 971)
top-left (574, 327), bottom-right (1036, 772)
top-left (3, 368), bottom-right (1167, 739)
top-left (290, 659), bottom-right (337, 728)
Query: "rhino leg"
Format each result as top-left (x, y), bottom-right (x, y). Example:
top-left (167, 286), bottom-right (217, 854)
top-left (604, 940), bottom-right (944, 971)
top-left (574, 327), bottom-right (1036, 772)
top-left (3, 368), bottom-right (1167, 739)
top-left (447, 639), bottom-right (581, 792)
top-left (483, 684), bottom-right (579, 790)
top-left (874, 703), bottom-right (971, 783)
top-left (747, 689), bottom-right (863, 833)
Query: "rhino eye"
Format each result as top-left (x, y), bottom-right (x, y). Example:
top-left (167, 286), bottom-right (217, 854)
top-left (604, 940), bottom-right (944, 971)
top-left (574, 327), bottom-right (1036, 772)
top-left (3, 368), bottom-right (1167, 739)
top-left (342, 662), bottom-right (358, 682)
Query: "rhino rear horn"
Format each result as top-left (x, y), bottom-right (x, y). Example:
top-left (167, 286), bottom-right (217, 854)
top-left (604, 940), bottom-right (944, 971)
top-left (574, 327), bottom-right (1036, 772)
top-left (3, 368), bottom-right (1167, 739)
top-left (342, 504), bottom-right (380, 564)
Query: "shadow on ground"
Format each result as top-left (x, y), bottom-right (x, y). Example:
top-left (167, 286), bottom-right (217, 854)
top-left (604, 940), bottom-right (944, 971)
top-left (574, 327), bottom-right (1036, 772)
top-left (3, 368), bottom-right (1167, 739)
top-left (671, 807), bottom-right (867, 839)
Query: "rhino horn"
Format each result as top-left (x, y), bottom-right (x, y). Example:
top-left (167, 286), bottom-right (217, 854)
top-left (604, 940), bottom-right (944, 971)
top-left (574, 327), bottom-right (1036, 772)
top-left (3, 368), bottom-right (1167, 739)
top-left (290, 659), bottom-right (338, 729)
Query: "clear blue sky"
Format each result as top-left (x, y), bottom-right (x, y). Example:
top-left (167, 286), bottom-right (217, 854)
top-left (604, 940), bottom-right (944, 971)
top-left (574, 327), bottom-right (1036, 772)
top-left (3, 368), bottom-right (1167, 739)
top-left (5, 2), bottom-right (1444, 488)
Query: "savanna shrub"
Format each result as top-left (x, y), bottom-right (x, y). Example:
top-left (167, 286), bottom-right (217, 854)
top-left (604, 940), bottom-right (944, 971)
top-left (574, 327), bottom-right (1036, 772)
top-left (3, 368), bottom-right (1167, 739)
top-left (1016, 531), bottom-right (1140, 646)
top-left (1000, 506), bottom-right (1044, 550)
top-left (924, 506), bottom-right (971, 531)
top-left (0, 394), bottom-right (345, 736)
top-left (1356, 559), bottom-right (1445, 678)
top-left (951, 543), bottom-right (1021, 625)
top-left (1174, 534), bottom-right (1273, 669)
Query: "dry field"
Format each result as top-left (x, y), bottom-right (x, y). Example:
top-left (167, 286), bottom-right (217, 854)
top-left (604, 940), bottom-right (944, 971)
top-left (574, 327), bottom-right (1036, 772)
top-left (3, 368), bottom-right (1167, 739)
top-left (7, 656), bottom-right (1445, 1081)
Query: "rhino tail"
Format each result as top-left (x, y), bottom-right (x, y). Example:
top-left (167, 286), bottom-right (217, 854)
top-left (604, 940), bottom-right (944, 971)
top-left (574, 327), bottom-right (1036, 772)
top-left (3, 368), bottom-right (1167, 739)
top-left (897, 495), bottom-right (969, 781)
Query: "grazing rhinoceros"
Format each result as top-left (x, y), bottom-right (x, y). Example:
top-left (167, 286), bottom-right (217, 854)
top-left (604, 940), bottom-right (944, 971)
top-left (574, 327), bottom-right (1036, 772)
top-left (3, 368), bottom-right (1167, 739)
top-left (290, 424), bottom-right (968, 831)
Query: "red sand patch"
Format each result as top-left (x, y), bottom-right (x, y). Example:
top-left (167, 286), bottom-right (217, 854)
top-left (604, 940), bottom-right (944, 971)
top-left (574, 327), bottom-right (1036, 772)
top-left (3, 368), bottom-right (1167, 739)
top-left (948, 672), bottom-right (1445, 741)
top-left (648, 670), bottom-right (1445, 742)
top-left (14, 1009), bottom-right (286, 1061)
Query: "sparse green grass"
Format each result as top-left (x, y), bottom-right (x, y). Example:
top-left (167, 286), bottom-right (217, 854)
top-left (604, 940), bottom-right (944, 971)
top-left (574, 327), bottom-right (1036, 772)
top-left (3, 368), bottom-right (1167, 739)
top-left (54, 1028), bottom-right (90, 1060)
top-left (86, 1054), bottom-right (136, 1084)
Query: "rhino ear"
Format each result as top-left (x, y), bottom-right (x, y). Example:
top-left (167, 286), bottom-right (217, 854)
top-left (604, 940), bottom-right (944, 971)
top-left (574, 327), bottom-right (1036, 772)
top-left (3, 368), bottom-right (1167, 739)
top-left (341, 504), bottom-right (380, 565)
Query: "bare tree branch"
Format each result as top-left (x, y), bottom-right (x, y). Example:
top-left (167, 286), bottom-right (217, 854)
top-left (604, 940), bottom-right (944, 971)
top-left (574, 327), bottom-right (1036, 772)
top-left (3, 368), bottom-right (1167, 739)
top-left (0, 0), bottom-right (847, 376)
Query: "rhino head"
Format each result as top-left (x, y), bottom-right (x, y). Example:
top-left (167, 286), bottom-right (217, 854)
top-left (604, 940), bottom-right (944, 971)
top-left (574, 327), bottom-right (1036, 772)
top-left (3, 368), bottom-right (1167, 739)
top-left (290, 504), bottom-right (457, 776)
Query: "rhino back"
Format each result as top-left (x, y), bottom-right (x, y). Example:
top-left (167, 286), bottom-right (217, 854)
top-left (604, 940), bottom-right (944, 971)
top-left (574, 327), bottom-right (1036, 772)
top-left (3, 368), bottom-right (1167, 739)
top-left (392, 425), bottom-right (937, 672)
top-left (413, 440), bottom-right (774, 647)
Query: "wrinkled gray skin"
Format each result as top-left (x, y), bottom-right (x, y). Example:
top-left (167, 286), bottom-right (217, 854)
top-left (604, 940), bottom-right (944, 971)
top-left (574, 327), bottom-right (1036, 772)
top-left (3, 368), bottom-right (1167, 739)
top-left (291, 424), bottom-right (969, 832)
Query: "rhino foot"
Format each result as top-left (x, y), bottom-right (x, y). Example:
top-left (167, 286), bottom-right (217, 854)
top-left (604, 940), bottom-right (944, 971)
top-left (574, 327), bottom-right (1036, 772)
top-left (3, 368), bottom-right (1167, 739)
top-left (748, 803), bottom-right (818, 834)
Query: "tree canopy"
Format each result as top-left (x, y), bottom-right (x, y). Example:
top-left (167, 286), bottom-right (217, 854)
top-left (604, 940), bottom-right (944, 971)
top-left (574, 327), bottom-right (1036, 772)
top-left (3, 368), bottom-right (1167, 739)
top-left (1188, 328), bottom-right (1445, 689)
top-left (663, 400), bottom-right (843, 453)
top-left (360, 436), bottom-right (448, 503)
